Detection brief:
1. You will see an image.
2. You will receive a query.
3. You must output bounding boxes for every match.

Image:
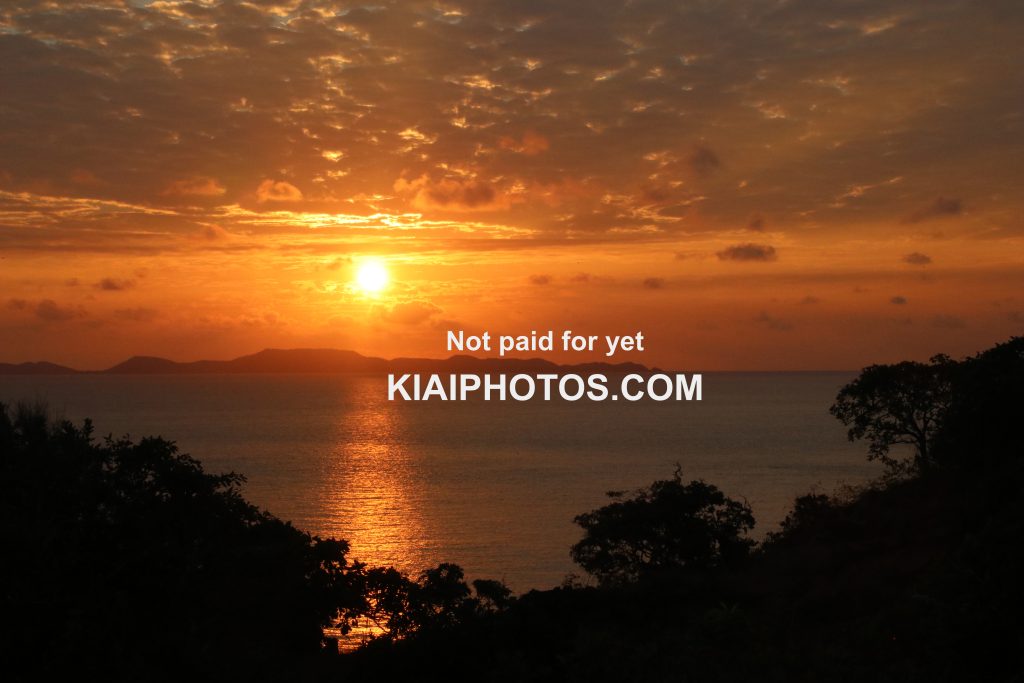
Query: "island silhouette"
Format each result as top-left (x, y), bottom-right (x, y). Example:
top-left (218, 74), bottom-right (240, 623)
top-left (0, 348), bottom-right (660, 376)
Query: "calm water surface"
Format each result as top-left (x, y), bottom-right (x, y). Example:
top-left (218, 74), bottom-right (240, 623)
top-left (1, 373), bottom-right (878, 591)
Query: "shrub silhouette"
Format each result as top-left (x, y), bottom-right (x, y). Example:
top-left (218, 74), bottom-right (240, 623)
top-left (570, 467), bottom-right (754, 585)
top-left (353, 562), bottom-right (514, 642)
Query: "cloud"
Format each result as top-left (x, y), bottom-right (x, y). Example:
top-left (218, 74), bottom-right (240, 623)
top-left (394, 175), bottom-right (510, 212)
top-left (931, 314), bottom-right (966, 329)
top-left (799, 295), bottom-right (820, 305)
top-left (256, 180), bottom-right (303, 203)
top-left (0, 0), bottom-right (1015, 255)
top-left (890, 295), bottom-right (908, 305)
top-left (639, 185), bottom-right (673, 204)
top-left (754, 311), bottom-right (793, 331)
top-left (903, 252), bottom-right (933, 265)
top-left (748, 215), bottom-right (765, 231)
top-left (642, 277), bottom-right (665, 289)
top-left (196, 225), bottom-right (231, 241)
top-left (382, 301), bottom-right (442, 325)
top-left (716, 244), bottom-right (777, 262)
top-left (70, 169), bottom-right (101, 185)
top-left (324, 257), bottom-right (351, 271)
top-left (0, 0), bottom-right (1016, 263)
top-left (114, 307), bottom-right (158, 322)
top-left (904, 197), bottom-right (963, 223)
top-left (688, 144), bottom-right (720, 177)
top-left (499, 131), bottom-right (549, 156)
top-left (529, 274), bottom-right (552, 285)
top-left (162, 177), bottom-right (226, 198)
top-left (35, 299), bottom-right (80, 322)
top-left (8, 298), bottom-right (83, 322)
top-left (570, 273), bottom-right (591, 282)
top-left (94, 278), bottom-right (135, 291)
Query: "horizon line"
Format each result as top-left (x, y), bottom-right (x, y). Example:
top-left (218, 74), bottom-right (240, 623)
top-left (0, 346), bottom-right (860, 375)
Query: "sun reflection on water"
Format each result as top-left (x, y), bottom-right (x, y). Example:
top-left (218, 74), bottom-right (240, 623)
top-left (317, 386), bottom-right (431, 576)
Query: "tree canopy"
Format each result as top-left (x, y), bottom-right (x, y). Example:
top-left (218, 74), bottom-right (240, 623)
top-left (0, 402), bottom-right (522, 677)
top-left (832, 338), bottom-right (1024, 475)
top-left (934, 336), bottom-right (1024, 467)
top-left (830, 355), bottom-right (954, 475)
top-left (0, 403), bottom-right (374, 678)
top-left (570, 468), bottom-right (755, 585)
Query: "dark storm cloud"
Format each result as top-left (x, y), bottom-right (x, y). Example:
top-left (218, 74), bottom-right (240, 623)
top-left (0, 0), bottom-right (1021, 249)
top-left (717, 244), bottom-right (778, 262)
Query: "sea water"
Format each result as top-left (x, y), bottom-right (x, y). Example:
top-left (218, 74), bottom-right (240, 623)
top-left (0, 372), bottom-right (878, 591)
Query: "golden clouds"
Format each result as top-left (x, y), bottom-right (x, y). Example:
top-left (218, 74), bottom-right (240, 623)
top-left (393, 175), bottom-right (512, 212)
top-left (379, 301), bottom-right (443, 326)
top-left (0, 0), bottom-right (1022, 368)
top-left (0, 0), bottom-right (1019, 242)
top-left (256, 180), bottom-right (303, 203)
top-left (162, 177), bottom-right (227, 198)
top-left (499, 131), bottom-right (550, 156)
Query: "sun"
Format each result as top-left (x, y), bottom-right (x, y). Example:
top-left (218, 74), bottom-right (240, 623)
top-left (355, 260), bottom-right (389, 294)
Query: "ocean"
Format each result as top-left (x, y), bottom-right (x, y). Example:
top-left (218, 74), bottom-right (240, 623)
top-left (0, 372), bottom-right (878, 591)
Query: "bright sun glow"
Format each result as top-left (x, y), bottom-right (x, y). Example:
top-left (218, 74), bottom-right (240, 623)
top-left (355, 261), bottom-right (389, 293)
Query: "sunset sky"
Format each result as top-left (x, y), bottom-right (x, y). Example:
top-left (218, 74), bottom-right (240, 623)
top-left (1, 0), bottom-right (1022, 370)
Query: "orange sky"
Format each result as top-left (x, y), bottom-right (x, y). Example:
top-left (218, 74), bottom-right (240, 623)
top-left (1, 0), bottom-right (1022, 370)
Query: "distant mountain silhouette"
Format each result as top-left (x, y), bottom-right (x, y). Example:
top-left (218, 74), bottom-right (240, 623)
top-left (104, 349), bottom-right (390, 375)
top-left (1, 348), bottom-right (659, 375)
top-left (0, 361), bottom-right (79, 375)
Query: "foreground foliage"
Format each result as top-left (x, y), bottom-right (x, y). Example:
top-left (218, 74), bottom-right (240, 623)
top-left (0, 404), bottom-right (508, 680)
top-left (571, 469), bottom-right (754, 585)
top-left (0, 404), bottom-right (359, 679)
top-left (2, 335), bottom-right (1022, 681)
top-left (341, 336), bottom-right (1024, 681)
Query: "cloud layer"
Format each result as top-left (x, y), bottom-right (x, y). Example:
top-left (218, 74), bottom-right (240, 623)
top-left (0, 0), bottom-right (1020, 249)
top-left (0, 0), bottom-right (1022, 369)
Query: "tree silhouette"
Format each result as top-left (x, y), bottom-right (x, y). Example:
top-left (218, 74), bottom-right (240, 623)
top-left (570, 467), bottom-right (754, 585)
top-left (830, 355), bottom-right (954, 475)
top-left (0, 402), bottom-right (364, 680)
